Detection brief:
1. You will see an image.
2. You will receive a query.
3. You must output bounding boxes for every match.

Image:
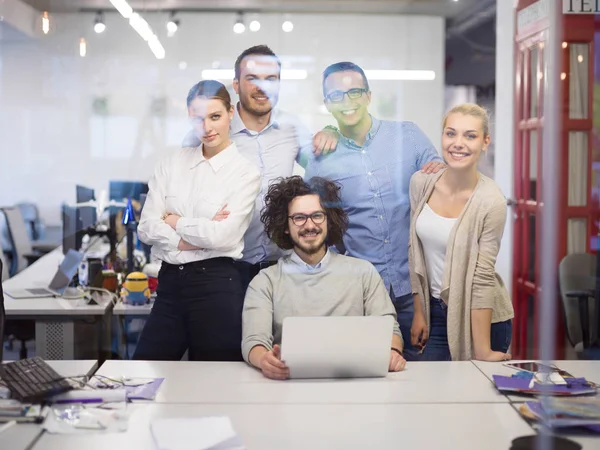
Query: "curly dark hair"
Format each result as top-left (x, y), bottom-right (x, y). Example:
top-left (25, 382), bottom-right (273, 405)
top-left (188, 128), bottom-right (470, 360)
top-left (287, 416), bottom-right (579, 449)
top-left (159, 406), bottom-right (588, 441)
top-left (261, 176), bottom-right (348, 250)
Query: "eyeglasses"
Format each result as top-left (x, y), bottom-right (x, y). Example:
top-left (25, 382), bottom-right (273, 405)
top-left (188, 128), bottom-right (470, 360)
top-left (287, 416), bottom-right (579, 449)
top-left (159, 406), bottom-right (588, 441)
top-left (325, 88), bottom-right (368, 103)
top-left (288, 212), bottom-right (326, 227)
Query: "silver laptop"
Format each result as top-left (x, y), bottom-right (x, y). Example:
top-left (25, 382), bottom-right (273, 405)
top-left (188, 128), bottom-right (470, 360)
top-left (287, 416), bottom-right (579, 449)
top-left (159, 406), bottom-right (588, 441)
top-left (5, 249), bottom-right (83, 299)
top-left (280, 316), bottom-right (394, 379)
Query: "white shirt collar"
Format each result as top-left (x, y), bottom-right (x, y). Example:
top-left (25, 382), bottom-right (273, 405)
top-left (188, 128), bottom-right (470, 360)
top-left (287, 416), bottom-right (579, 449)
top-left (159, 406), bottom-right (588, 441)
top-left (190, 141), bottom-right (239, 172)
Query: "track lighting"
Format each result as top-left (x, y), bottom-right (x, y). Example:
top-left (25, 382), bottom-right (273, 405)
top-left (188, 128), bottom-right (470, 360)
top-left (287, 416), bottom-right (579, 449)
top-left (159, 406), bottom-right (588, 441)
top-left (94, 11), bottom-right (106, 34)
top-left (233, 13), bottom-right (245, 34)
top-left (167, 12), bottom-right (179, 37)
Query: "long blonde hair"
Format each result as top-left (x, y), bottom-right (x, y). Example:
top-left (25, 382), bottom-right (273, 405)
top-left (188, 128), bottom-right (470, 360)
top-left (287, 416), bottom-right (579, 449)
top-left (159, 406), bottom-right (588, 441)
top-left (442, 103), bottom-right (490, 137)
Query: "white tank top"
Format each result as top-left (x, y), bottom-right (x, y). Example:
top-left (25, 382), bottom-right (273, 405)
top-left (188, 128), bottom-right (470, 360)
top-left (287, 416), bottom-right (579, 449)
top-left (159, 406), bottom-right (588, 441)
top-left (415, 203), bottom-right (457, 298)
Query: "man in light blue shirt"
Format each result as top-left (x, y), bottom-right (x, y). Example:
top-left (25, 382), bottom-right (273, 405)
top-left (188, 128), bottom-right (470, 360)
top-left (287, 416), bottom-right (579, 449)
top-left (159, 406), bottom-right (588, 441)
top-left (183, 45), bottom-right (338, 290)
top-left (304, 62), bottom-right (444, 361)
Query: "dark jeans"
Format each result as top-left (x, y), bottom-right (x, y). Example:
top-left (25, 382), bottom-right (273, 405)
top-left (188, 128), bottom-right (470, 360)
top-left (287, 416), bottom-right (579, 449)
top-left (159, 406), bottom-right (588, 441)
top-left (235, 260), bottom-right (277, 293)
top-left (421, 296), bottom-right (513, 361)
top-left (392, 293), bottom-right (420, 362)
top-left (133, 257), bottom-right (244, 362)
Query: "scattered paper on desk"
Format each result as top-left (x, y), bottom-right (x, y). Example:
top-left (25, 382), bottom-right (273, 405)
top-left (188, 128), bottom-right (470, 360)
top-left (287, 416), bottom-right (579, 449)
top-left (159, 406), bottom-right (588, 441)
top-left (126, 378), bottom-right (164, 400)
top-left (150, 416), bottom-right (245, 450)
top-left (521, 401), bottom-right (600, 433)
top-left (44, 405), bottom-right (129, 434)
top-left (492, 375), bottom-right (597, 396)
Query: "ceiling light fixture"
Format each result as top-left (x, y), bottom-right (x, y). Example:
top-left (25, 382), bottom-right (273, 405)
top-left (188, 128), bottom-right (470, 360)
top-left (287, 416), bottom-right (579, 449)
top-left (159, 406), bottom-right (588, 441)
top-left (79, 38), bottom-right (87, 57)
top-left (233, 13), bottom-right (245, 34)
top-left (249, 19), bottom-right (261, 32)
top-left (93, 11), bottom-right (106, 34)
top-left (148, 35), bottom-right (165, 59)
top-left (167, 12), bottom-right (179, 37)
top-left (201, 69), bottom-right (307, 80)
top-left (42, 11), bottom-right (50, 34)
top-left (282, 20), bottom-right (294, 33)
top-left (109, 0), bottom-right (133, 18)
top-left (364, 69), bottom-right (436, 81)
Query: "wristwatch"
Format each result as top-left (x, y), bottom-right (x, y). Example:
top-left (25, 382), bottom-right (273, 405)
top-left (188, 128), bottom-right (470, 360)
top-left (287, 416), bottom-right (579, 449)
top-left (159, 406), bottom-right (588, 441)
top-left (391, 348), bottom-right (404, 357)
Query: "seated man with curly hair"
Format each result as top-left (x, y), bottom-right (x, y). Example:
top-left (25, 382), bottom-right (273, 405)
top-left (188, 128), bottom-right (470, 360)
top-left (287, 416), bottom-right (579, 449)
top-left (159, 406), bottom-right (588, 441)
top-left (241, 176), bottom-right (405, 380)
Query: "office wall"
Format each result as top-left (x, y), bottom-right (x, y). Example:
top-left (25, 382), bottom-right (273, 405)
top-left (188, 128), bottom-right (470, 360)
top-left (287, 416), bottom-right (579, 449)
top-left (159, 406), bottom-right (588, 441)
top-left (0, 12), bottom-right (444, 224)
top-left (494, 2), bottom-right (515, 292)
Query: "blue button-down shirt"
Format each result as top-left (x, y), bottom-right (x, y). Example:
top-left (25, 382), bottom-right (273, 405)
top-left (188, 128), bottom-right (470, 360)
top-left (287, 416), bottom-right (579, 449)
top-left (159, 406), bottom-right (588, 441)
top-left (183, 104), bottom-right (313, 263)
top-left (289, 249), bottom-right (330, 273)
top-left (304, 117), bottom-right (441, 297)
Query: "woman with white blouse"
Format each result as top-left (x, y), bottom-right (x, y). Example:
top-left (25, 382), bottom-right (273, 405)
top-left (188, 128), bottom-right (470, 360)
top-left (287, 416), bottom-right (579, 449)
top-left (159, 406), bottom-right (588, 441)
top-left (134, 80), bottom-right (261, 361)
top-left (409, 103), bottom-right (514, 362)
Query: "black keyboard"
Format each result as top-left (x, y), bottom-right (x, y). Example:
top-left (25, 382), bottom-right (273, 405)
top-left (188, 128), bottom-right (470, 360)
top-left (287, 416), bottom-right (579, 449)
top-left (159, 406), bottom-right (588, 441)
top-left (0, 357), bottom-right (73, 403)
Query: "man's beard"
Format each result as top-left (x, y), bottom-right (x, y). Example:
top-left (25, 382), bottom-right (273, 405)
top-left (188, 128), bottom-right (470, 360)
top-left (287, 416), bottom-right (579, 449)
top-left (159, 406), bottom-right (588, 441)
top-left (292, 230), bottom-right (327, 255)
top-left (239, 87), bottom-right (277, 116)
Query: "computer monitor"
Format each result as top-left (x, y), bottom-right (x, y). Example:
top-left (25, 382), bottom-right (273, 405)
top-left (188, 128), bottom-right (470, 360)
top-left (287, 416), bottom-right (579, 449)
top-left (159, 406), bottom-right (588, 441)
top-left (109, 181), bottom-right (149, 202)
top-left (76, 185), bottom-right (95, 204)
top-left (61, 204), bottom-right (79, 255)
top-left (76, 185), bottom-right (97, 232)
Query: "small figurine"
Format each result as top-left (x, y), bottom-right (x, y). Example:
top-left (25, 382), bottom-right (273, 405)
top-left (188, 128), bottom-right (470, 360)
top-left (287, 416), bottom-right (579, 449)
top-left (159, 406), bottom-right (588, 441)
top-left (121, 271), bottom-right (151, 305)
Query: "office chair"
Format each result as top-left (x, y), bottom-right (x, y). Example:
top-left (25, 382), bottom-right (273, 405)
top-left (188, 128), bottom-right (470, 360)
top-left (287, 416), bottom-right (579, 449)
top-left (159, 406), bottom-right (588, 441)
top-left (16, 202), bottom-right (57, 253)
top-left (0, 207), bottom-right (44, 276)
top-left (558, 253), bottom-right (600, 358)
top-left (0, 247), bottom-right (9, 282)
top-left (0, 208), bottom-right (39, 358)
top-left (16, 202), bottom-right (43, 241)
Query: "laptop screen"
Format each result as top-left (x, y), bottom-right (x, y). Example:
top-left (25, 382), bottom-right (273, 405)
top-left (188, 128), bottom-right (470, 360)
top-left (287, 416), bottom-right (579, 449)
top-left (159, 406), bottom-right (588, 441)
top-left (48, 249), bottom-right (84, 295)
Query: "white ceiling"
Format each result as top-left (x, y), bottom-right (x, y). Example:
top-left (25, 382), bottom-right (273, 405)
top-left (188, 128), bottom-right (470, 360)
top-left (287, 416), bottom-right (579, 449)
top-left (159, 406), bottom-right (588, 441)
top-left (20, 0), bottom-right (480, 18)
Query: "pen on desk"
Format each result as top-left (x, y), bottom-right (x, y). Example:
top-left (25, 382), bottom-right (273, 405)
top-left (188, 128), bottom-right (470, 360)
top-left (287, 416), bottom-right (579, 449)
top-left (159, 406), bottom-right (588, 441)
top-left (0, 420), bottom-right (16, 435)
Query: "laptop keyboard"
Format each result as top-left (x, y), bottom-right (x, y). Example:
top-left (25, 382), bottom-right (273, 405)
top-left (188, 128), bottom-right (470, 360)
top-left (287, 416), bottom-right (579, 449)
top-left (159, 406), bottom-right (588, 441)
top-left (26, 288), bottom-right (53, 296)
top-left (0, 357), bottom-right (74, 403)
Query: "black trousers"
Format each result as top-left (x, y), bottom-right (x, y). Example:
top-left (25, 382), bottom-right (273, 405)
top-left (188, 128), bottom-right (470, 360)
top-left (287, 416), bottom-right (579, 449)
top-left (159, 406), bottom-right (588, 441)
top-left (235, 260), bottom-right (278, 293)
top-left (133, 257), bottom-right (244, 361)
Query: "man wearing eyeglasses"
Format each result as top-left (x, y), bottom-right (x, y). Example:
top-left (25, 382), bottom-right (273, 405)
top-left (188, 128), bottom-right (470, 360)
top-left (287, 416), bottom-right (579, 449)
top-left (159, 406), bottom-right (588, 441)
top-left (304, 61), bottom-right (444, 361)
top-left (182, 45), bottom-right (339, 292)
top-left (242, 176), bottom-right (405, 380)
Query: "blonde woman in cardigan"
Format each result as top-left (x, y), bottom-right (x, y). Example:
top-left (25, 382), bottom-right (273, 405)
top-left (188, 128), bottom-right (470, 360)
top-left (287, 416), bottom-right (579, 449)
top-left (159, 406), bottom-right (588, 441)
top-left (408, 104), bottom-right (514, 361)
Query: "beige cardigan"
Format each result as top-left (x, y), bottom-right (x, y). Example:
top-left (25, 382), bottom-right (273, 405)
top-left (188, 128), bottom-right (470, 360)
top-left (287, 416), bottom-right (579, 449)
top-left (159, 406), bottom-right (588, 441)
top-left (408, 170), bottom-right (514, 361)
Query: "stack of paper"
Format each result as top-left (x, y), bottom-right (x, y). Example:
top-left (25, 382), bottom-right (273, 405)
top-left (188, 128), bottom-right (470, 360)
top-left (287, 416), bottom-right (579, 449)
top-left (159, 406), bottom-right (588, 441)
top-left (493, 375), bottom-right (597, 396)
top-left (150, 416), bottom-right (245, 450)
top-left (519, 398), bottom-right (600, 433)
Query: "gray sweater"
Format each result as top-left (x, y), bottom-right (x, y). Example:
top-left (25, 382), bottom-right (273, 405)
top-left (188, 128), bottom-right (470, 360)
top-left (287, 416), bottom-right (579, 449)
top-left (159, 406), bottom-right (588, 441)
top-left (241, 250), bottom-right (402, 363)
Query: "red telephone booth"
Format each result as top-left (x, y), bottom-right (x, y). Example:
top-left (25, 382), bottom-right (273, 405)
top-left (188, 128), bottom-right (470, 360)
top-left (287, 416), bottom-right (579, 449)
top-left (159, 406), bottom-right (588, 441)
top-left (512, 1), bottom-right (596, 359)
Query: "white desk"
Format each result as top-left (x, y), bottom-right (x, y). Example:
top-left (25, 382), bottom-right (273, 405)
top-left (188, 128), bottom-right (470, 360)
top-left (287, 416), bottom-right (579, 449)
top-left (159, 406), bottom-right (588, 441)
top-left (0, 360), bottom-right (98, 450)
top-left (113, 302), bottom-right (151, 316)
top-left (33, 402), bottom-right (534, 450)
top-left (2, 248), bottom-right (113, 359)
top-left (46, 359), bottom-right (99, 378)
top-left (96, 360), bottom-right (508, 404)
top-left (473, 360), bottom-right (600, 402)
